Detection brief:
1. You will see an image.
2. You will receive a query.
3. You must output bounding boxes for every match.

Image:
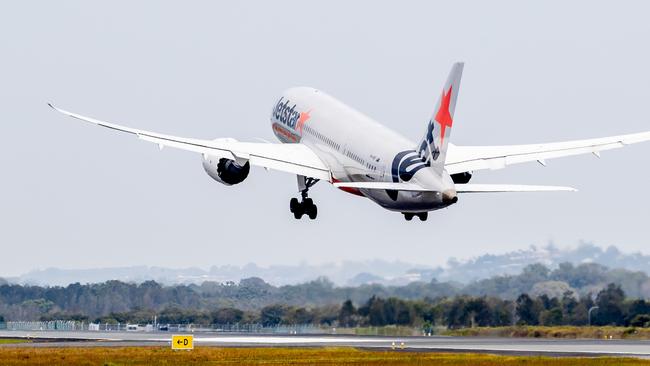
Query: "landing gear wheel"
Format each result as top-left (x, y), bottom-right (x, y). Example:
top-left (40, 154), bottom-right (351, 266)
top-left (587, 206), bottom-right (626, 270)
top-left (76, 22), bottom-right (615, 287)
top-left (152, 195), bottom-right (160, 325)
top-left (293, 208), bottom-right (304, 220)
top-left (290, 176), bottom-right (320, 220)
top-left (306, 204), bottom-right (318, 220)
top-left (290, 198), bottom-right (300, 213)
top-left (403, 213), bottom-right (414, 221)
top-left (417, 212), bottom-right (428, 221)
top-left (303, 198), bottom-right (314, 209)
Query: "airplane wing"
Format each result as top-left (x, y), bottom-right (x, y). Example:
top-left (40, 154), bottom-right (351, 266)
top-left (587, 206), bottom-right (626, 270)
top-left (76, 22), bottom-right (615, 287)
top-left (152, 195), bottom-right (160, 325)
top-left (49, 104), bottom-right (331, 181)
top-left (445, 131), bottom-right (650, 175)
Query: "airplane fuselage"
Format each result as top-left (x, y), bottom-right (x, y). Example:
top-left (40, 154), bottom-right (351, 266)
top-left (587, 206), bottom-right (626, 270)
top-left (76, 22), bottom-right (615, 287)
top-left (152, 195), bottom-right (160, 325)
top-left (270, 87), bottom-right (456, 213)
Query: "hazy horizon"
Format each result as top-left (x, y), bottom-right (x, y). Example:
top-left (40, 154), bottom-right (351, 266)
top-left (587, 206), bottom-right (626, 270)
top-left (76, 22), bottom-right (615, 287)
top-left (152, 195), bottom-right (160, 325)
top-left (0, 240), bottom-right (632, 275)
top-left (4, 241), bottom-right (649, 289)
top-left (1, 240), bottom-right (636, 275)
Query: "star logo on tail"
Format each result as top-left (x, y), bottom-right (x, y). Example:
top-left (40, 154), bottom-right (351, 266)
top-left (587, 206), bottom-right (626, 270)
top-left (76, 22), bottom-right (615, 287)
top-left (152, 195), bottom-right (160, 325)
top-left (296, 110), bottom-right (311, 133)
top-left (435, 85), bottom-right (453, 145)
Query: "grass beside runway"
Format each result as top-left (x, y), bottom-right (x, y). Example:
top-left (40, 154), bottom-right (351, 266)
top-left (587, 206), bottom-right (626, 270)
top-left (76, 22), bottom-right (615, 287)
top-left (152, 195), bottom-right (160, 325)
top-left (0, 347), bottom-right (649, 365)
top-left (0, 339), bottom-right (29, 344)
top-left (347, 325), bottom-right (650, 339)
top-left (442, 326), bottom-right (650, 339)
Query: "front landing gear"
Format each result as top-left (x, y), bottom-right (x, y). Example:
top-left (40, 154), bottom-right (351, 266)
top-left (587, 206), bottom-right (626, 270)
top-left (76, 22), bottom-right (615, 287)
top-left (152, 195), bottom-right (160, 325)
top-left (402, 212), bottom-right (428, 221)
top-left (290, 176), bottom-right (319, 220)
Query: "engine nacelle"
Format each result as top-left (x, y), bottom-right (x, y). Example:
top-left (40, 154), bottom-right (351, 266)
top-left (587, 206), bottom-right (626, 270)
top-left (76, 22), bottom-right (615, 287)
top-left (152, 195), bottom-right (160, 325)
top-left (451, 171), bottom-right (472, 184)
top-left (202, 156), bottom-right (250, 186)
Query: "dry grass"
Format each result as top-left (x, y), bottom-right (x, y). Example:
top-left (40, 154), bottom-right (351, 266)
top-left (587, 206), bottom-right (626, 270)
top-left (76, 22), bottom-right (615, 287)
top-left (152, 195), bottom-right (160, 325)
top-left (0, 347), bottom-right (648, 366)
top-left (443, 326), bottom-right (650, 339)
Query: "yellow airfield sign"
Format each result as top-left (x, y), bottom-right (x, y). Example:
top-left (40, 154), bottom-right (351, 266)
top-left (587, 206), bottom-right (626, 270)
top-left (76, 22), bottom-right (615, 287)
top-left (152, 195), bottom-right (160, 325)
top-left (171, 334), bottom-right (194, 350)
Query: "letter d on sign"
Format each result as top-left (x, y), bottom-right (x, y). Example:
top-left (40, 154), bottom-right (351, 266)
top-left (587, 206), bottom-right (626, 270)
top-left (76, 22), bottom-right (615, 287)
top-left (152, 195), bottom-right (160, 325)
top-left (171, 335), bottom-right (194, 350)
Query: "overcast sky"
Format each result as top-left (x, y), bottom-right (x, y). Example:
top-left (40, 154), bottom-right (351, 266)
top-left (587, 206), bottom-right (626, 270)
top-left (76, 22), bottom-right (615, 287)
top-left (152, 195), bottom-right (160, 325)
top-left (1, 1), bottom-right (649, 277)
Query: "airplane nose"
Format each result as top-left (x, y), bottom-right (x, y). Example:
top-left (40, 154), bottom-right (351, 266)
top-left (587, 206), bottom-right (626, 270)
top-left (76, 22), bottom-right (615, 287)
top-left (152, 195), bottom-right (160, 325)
top-left (442, 189), bottom-right (458, 204)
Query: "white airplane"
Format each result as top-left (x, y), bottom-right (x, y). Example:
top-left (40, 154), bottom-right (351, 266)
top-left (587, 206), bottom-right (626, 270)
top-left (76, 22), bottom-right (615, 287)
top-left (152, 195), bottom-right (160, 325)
top-left (50, 62), bottom-right (650, 221)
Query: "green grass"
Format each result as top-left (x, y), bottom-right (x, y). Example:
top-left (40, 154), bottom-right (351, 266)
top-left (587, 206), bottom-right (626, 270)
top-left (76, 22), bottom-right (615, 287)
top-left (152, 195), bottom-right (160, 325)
top-left (353, 325), bottom-right (421, 337)
top-left (442, 325), bottom-right (650, 339)
top-left (0, 347), bottom-right (648, 365)
top-left (338, 325), bottom-right (650, 339)
top-left (0, 339), bottom-right (29, 344)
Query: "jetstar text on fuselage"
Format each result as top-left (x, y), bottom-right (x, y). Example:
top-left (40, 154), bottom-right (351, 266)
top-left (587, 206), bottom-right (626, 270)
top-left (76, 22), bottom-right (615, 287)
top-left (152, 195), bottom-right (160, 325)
top-left (273, 97), bottom-right (301, 130)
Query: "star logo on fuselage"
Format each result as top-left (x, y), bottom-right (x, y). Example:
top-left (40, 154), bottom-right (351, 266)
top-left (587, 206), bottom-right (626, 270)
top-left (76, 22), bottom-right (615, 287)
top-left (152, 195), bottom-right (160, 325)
top-left (435, 86), bottom-right (453, 146)
top-left (296, 110), bottom-right (311, 133)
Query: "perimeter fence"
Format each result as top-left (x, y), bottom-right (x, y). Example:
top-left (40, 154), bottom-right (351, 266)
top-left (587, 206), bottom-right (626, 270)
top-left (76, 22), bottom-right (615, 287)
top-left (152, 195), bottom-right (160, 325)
top-left (0, 321), bottom-right (324, 334)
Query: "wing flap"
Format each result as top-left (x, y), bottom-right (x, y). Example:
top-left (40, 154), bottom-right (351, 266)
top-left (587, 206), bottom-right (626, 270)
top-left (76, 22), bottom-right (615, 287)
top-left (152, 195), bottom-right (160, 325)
top-left (332, 181), bottom-right (435, 192)
top-left (334, 181), bottom-right (577, 194)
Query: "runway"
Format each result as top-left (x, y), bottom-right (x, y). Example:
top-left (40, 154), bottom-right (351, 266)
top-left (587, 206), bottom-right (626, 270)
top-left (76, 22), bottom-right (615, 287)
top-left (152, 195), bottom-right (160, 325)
top-left (2, 330), bottom-right (650, 357)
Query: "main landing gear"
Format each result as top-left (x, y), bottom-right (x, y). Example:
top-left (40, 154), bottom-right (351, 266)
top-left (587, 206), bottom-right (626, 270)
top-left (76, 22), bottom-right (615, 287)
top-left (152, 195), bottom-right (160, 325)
top-left (403, 212), bottom-right (428, 221)
top-left (290, 176), bottom-right (319, 220)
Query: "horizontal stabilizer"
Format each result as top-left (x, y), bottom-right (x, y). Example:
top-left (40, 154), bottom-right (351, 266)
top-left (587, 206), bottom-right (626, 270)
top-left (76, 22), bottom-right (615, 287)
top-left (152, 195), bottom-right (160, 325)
top-left (332, 181), bottom-right (435, 192)
top-left (456, 184), bottom-right (577, 193)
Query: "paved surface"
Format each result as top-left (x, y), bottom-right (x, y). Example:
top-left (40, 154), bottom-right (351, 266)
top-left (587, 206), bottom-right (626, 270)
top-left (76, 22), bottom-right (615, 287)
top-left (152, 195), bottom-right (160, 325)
top-left (1, 330), bottom-right (650, 357)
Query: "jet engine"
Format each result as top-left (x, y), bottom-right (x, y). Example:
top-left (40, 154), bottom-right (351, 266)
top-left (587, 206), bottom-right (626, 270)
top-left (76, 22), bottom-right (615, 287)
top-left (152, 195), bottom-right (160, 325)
top-left (202, 156), bottom-right (250, 186)
top-left (450, 171), bottom-right (472, 184)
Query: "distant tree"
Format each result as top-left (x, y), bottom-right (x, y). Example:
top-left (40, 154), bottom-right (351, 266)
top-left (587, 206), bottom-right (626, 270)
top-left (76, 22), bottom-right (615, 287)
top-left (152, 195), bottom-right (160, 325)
top-left (522, 264), bottom-right (550, 283)
top-left (531, 281), bottom-right (576, 300)
top-left (594, 283), bottom-right (625, 326)
top-left (515, 294), bottom-right (538, 325)
top-left (422, 320), bottom-right (433, 335)
top-left (158, 306), bottom-right (187, 324)
top-left (338, 300), bottom-right (357, 327)
top-left (626, 300), bottom-right (650, 325)
top-left (565, 295), bottom-right (594, 326)
top-left (464, 298), bottom-right (491, 327)
top-left (628, 299), bottom-right (650, 316)
top-left (313, 304), bottom-right (339, 326)
top-left (539, 308), bottom-right (563, 326)
top-left (551, 263), bottom-right (608, 289)
top-left (379, 298), bottom-right (412, 326)
top-left (417, 303), bottom-right (438, 326)
top-left (629, 314), bottom-right (650, 328)
top-left (211, 307), bottom-right (243, 324)
top-left (40, 313), bottom-right (89, 322)
top-left (536, 294), bottom-right (559, 311)
top-left (357, 298), bottom-right (370, 318)
top-left (260, 304), bottom-right (286, 326)
top-left (367, 297), bottom-right (387, 326)
top-left (283, 307), bottom-right (314, 325)
top-left (561, 291), bottom-right (578, 314)
top-left (0, 314), bottom-right (4, 323)
top-left (393, 300), bottom-right (412, 326)
top-left (560, 291), bottom-right (580, 325)
top-left (487, 298), bottom-right (514, 327)
top-left (445, 297), bottom-right (467, 329)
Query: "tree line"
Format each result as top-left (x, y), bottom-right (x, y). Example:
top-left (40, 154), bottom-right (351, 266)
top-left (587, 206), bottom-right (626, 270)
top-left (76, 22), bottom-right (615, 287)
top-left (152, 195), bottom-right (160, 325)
top-left (5, 283), bottom-right (650, 329)
top-left (2, 261), bottom-right (650, 327)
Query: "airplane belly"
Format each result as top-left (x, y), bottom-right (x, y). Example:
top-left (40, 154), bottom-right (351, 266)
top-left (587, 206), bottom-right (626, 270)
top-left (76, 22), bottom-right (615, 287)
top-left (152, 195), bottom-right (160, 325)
top-left (363, 189), bottom-right (450, 212)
